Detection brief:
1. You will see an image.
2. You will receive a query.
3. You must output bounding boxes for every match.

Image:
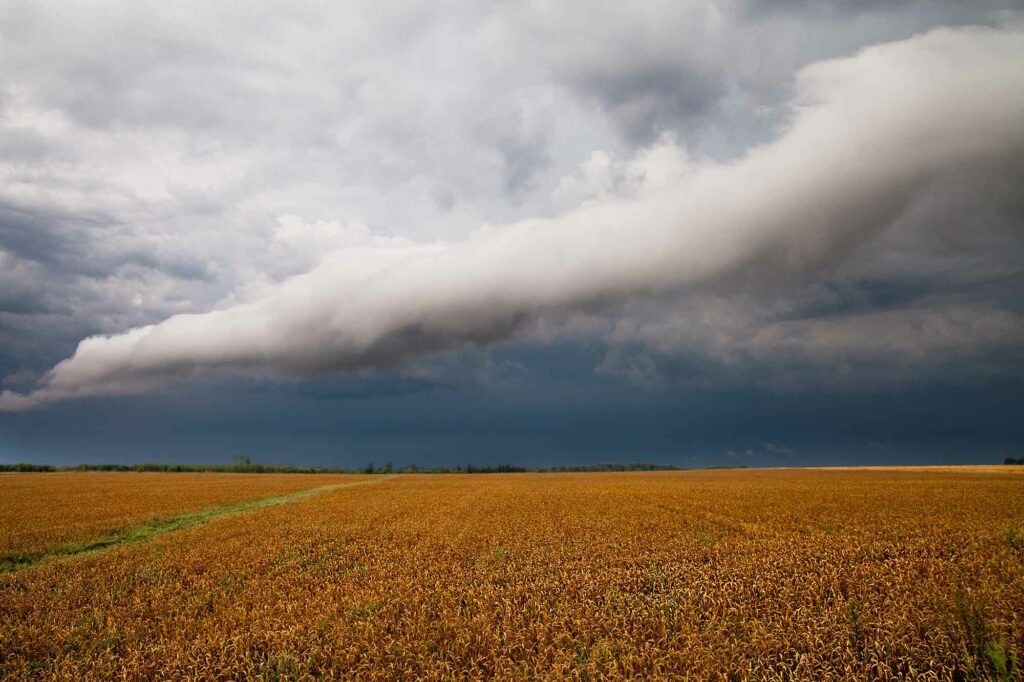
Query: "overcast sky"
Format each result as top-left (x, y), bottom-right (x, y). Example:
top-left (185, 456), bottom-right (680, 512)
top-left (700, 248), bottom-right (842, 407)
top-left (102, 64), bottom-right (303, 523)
top-left (1, 1), bottom-right (1023, 467)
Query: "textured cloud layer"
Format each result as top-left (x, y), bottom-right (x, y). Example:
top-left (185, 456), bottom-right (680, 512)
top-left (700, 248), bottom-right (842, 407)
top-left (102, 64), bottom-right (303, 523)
top-left (2, 24), bottom-right (1024, 410)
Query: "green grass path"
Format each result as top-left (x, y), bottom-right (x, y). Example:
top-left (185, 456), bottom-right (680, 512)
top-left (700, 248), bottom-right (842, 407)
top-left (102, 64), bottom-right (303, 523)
top-left (1, 477), bottom-right (390, 573)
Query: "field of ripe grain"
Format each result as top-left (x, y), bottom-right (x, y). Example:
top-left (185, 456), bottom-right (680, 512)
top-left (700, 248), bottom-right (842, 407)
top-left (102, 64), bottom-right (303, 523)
top-left (1, 468), bottom-right (1023, 680)
top-left (0, 472), bottom-right (359, 558)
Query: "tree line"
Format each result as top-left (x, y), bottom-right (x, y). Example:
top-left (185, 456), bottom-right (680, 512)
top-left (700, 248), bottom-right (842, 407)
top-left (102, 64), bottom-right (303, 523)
top-left (0, 461), bottom-right (681, 474)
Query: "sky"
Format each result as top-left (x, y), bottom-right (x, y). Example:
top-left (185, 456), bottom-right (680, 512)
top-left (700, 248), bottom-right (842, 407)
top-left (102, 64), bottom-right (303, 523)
top-left (1, 0), bottom-right (1023, 468)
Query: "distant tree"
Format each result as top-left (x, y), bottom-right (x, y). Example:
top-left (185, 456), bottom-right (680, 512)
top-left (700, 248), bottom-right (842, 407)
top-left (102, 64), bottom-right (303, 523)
top-left (364, 462), bottom-right (375, 474)
top-left (383, 462), bottom-right (393, 473)
top-left (233, 454), bottom-right (252, 467)
top-left (0, 463), bottom-right (56, 472)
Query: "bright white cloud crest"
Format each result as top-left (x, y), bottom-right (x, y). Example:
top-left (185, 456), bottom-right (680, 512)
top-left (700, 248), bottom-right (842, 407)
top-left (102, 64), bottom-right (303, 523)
top-left (2, 25), bottom-right (1024, 410)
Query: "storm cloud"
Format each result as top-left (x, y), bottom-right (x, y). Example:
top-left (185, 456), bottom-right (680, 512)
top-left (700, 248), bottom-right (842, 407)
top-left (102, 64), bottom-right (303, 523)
top-left (3, 23), bottom-right (1023, 410)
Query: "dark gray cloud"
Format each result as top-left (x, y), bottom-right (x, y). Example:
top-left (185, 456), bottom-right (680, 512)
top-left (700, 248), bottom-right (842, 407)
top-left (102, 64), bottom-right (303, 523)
top-left (598, 298), bottom-right (1024, 390)
top-left (0, 202), bottom-right (84, 265)
top-left (2, 351), bottom-right (1021, 467)
top-left (562, 58), bottom-right (726, 145)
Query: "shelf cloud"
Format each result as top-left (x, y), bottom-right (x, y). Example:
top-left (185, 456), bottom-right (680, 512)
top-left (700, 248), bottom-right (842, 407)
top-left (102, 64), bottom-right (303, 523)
top-left (2, 24), bottom-right (1024, 411)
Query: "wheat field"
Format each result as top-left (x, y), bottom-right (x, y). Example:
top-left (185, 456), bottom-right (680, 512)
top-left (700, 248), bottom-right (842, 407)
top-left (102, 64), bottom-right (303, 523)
top-left (1, 468), bottom-right (1022, 680)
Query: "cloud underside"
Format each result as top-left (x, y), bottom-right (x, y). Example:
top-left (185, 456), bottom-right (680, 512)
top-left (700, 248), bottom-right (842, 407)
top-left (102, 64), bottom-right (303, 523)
top-left (3, 25), bottom-right (1024, 410)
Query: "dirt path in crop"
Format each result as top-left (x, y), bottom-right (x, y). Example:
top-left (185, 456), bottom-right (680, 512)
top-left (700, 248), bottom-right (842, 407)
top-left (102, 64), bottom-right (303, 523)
top-left (1, 477), bottom-right (393, 573)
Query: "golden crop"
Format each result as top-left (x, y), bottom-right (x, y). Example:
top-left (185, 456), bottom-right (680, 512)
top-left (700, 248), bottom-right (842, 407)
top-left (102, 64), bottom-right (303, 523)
top-left (0, 472), bottom-right (355, 557)
top-left (1, 468), bottom-right (1022, 680)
